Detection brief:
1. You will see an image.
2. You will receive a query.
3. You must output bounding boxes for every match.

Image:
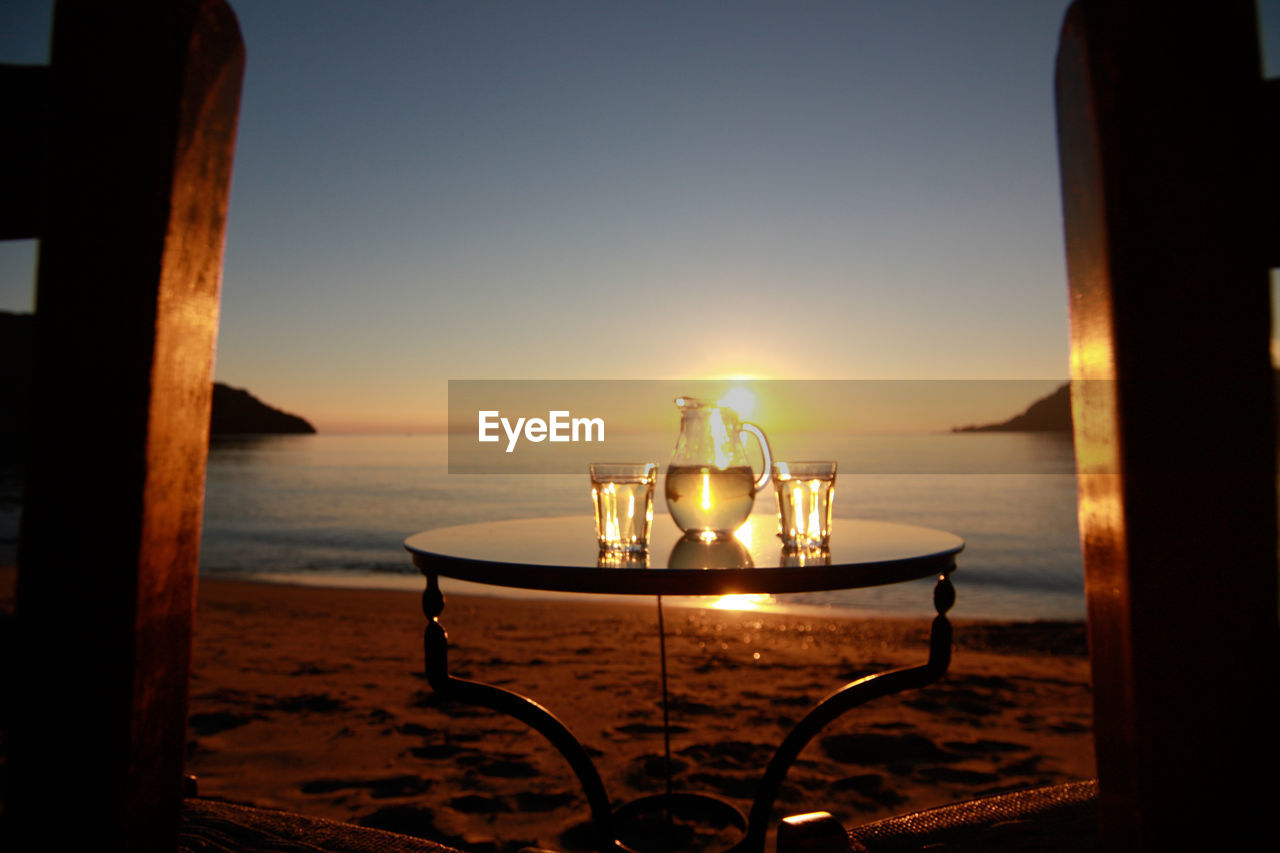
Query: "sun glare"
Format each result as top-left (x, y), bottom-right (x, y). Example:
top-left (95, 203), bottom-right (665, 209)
top-left (718, 385), bottom-right (757, 419)
top-left (709, 593), bottom-right (775, 611)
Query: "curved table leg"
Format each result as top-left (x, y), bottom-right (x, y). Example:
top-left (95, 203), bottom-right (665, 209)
top-left (420, 571), bottom-right (617, 853)
top-left (737, 573), bottom-right (956, 853)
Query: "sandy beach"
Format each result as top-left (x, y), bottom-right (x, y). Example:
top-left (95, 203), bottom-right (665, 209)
top-left (166, 577), bottom-right (1094, 852)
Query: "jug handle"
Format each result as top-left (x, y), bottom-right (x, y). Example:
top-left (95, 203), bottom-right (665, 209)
top-left (741, 422), bottom-right (773, 493)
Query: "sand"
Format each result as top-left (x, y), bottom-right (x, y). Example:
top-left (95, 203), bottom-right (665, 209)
top-left (177, 578), bottom-right (1095, 852)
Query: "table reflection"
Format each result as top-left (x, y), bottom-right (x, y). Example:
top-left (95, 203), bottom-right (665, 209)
top-left (667, 534), bottom-right (754, 569)
top-left (780, 545), bottom-right (832, 567)
top-left (597, 550), bottom-right (649, 569)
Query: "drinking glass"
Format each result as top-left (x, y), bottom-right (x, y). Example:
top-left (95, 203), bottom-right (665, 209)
top-left (772, 461), bottom-right (837, 549)
top-left (590, 462), bottom-right (657, 553)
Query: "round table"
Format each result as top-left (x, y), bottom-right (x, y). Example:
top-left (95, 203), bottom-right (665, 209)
top-left (404, 513), bottom-right (963, 853)
top-left (404, 512), bottom-right (963, 595)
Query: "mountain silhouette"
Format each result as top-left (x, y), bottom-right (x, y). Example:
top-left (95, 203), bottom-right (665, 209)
top-left (954, 376), bottom-right (1280, 434)
top-left (953, 383), bottom-right (1072, 432)
top-left (210, 383), bottom-right (314, 435)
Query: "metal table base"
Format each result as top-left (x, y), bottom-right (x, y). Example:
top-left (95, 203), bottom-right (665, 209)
top-left (418, 568), bottom-right (956, 853)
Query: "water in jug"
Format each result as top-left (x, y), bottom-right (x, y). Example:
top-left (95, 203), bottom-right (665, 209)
top-left (665, 396), bottom-right (773, 540)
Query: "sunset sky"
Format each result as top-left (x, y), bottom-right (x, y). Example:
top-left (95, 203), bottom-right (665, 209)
top-left (3, 1), bottom-right (1277, 433)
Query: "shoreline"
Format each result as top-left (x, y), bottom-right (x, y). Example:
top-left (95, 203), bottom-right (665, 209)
top-left (196, 568), bottom-right (1088, 622)
top-left (198, 569), bottom-right (946, 620)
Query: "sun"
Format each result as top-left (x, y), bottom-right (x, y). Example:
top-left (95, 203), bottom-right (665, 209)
top-left (717, 385), bottom-right (757, 419)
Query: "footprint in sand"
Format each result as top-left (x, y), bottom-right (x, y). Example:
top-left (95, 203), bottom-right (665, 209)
top-left (300, 774), bottom-right (433, 799)
top-left (448, 793), bottom-right (510, 814)
top-left (188, 710), bottom-right (266, 736)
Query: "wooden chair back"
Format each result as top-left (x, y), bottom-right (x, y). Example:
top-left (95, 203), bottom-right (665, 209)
top-left (1055, 1), bottom-right (1277, 849)
top-left (3, 3), bottom-right (244, 850)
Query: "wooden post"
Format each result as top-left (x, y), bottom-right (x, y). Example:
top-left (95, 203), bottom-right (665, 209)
top-left (1055, 1), bottom-right (1276, 850)
top-left (6, 2), bottom-right (244, 851)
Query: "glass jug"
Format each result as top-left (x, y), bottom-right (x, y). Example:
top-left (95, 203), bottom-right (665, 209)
top-left (665, 396), bottom-right (773, 539)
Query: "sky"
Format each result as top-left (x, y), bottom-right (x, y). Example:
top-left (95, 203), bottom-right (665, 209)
top-left (3, 1), bottom-right (1277, 433)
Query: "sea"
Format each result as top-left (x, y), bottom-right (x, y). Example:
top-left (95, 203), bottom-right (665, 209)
top-left (0, 432), bottom-right (1084, 620)
top-left (190, 432), bottom-right (1086, 621)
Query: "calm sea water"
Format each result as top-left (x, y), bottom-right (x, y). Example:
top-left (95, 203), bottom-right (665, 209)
top-left (200, 433), bottom-right (1085, 620)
